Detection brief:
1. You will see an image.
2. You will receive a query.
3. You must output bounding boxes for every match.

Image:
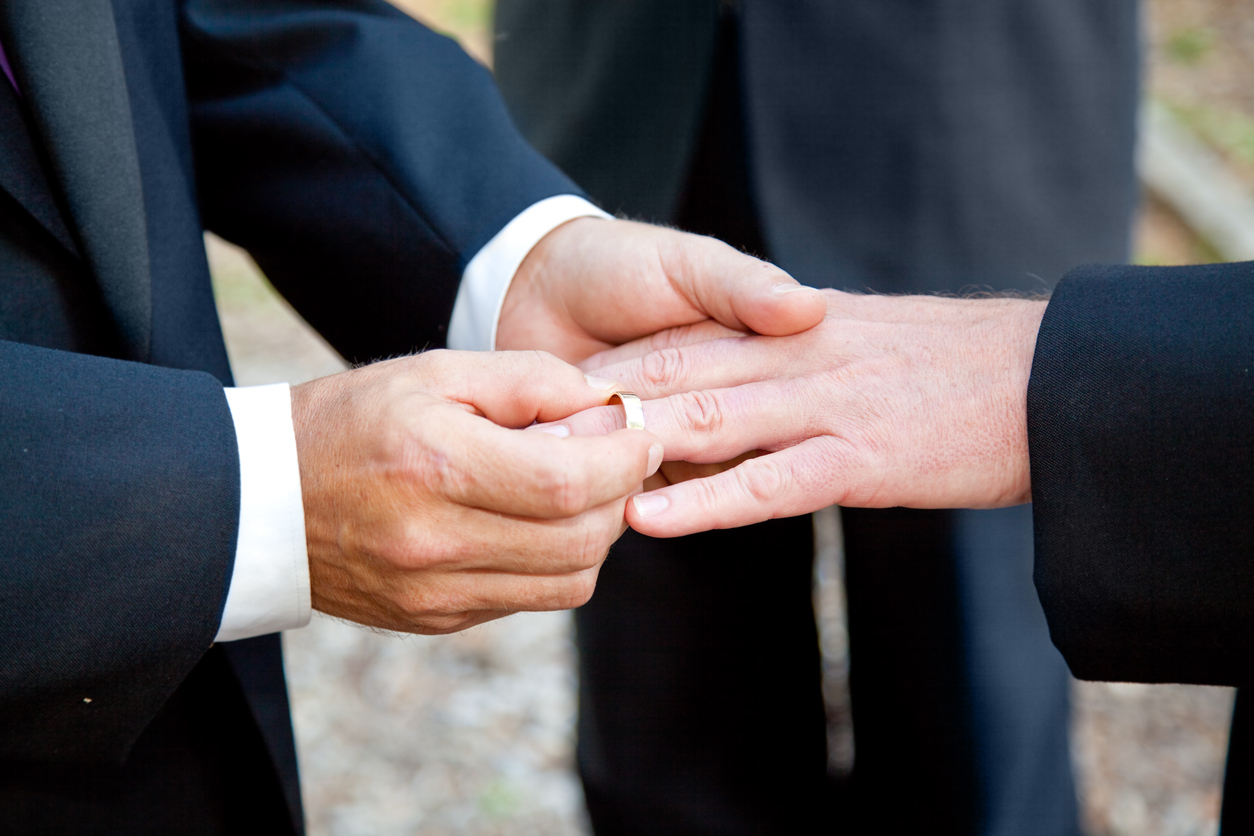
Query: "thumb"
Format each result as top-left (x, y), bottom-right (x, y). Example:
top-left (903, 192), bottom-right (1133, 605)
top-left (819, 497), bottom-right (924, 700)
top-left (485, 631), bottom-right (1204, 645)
top-left (662, 232), bottom-right (826, 336)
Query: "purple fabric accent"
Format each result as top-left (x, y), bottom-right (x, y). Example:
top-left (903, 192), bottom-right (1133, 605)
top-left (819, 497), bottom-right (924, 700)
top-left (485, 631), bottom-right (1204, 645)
top-left (0, 40), bottom-right (17, 93)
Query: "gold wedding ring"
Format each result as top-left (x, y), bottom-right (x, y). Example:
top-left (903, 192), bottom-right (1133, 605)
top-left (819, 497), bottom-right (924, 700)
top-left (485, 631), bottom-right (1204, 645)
top-left (609, 392), bottom-right (646, 430)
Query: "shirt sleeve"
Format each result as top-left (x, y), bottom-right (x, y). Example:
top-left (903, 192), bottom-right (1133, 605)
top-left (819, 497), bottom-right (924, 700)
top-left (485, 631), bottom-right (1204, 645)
top-left (217, 383), bottom-right (311, 642)
top-left (447, 194), bottom-right (612, 351)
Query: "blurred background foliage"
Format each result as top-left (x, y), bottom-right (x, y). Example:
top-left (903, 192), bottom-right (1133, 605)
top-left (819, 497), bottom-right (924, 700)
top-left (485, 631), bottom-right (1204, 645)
top-left (390, 0), bottom-right (493, 65)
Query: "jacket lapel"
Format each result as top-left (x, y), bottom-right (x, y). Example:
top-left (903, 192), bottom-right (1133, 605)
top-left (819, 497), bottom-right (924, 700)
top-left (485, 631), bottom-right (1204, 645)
top-left (0, 0), bottom-right (152, 361)
top-left (0, 79), bottom-right (80, 256)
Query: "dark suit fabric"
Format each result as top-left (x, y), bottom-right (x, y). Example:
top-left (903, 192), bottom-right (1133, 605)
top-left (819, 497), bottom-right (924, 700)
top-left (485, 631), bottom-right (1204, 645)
top-left (0, 0), bottom-right (578, 831)
top-left (496, 2), bottom-right (1138, 833)
top-left (1029, 262), bottom-right (1254, 829)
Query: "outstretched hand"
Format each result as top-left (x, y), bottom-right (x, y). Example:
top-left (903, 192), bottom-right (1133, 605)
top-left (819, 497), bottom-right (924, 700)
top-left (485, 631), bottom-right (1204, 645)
top-left (542, 290), bottom-right (1047, 537)
top-left (495, 217), bottom-right (826, 363)
top-left (292, 350), bottom-right (662, 633)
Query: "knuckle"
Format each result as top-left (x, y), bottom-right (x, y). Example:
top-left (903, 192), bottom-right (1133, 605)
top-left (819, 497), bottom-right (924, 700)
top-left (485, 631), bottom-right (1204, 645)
top-left (556, 524), bottom-right (609, 574)
top-left (647, 329), bottom-right (678, 352)
top-left (393, 591), bottom-right (445, 627)
top-left (417, 440), bottom-right (465, 500)
top-left (561, 572), bottom-right (599, 609)
top-left (401, 582), bottom-right (457, 617)
top-left (399, 582), bottom-right (486, 632)
top-left (416, 612), bottom-right (470, 635)
top-left (502, 349), bottom-right (563, 382)
top-left (688, 472), bottom-right (727, 515)
top-left (592, 407), bottom-right (625, 435)
top-left (676, 389), bottom-right (725, 434)
top-left (578, 527), bottom-right (611, 571)
top-left (736, 456), bottom-right (788, 504)
top-left (523, 348), bottom-right (567, 376)
top-left (650, 323), bottom-right (698, 351)
top-left (395, 522), bottom-right (461, 568)
top-left (538, 463), bottom-right (590, 517)
top-left (417, 348), bottom-right (456, 375)
top-left (525, 348), bottom-right (559, 367)
top-left (641, 347), bottom-right (686, 389)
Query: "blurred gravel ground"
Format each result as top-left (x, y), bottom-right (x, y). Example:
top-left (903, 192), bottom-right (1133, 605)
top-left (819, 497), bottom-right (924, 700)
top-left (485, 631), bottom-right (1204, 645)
top-left (207, 0), bottom-right (1249, 832)
top-left (1073, 683), bottom-right (1232, 836)
top-left (285, 612), bottom-right (587, 836)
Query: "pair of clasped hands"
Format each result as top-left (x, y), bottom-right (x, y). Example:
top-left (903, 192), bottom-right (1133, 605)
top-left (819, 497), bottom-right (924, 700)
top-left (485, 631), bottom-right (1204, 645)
top-left (294, 218), bottom-right (1045, 634)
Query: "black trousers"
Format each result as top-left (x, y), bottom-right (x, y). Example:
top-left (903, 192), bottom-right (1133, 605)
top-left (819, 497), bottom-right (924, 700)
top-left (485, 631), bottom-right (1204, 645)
top-left (574, 17), bottom-right (1078, 836)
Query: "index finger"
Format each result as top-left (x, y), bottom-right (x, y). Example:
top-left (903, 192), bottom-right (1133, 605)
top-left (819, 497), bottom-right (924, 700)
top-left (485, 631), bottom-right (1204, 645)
top-left (578, 320), bottom-right (746, 372)
top-left (585, 333), bottom-right (802, 400)
top-left (538, 377), bottom-right (822, 464)
top-left (625, 437), bottom-right (849, 537)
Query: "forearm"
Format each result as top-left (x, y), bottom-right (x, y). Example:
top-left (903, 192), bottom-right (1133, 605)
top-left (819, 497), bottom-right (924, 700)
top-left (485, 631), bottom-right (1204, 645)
top-left (181, 0), bottom-right (584, 363)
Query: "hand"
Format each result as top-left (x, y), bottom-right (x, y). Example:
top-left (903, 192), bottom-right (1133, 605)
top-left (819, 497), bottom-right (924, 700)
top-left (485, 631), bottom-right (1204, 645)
top-left (291, 350), bottom-right (662, 633)
top-left (545, 291), bottom-right (1047, 537)
top-left (496, 217), bottom-right (827, 363)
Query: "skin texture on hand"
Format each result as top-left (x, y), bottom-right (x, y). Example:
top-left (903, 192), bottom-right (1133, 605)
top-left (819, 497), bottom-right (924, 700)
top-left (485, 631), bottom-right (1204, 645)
top-left (495, 216), bottom-right (827, 363)
top-left (291, 350), bottom-right (662, 634)
top-left (541, 290), bottom-right (1047, 538)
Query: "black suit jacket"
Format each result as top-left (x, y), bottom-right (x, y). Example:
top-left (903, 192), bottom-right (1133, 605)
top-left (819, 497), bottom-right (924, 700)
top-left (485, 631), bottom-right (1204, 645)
top-left (1029, 262), bottom-right (1254, 829)
top-left (0, 0), bottom-right (577, 831)
top-left (495, 0), bottom-right (1140, 294)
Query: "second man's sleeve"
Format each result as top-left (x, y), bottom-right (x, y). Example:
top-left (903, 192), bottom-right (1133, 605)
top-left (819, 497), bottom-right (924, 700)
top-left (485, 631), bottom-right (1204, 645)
top-left (1027, 261), bottom-right (1254, 686)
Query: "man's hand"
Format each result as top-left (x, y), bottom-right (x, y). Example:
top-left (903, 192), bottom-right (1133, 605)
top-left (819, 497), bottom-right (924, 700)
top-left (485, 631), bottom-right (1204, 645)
top-left (496, 217), bottom-right (827, 362)
top-left (543, 291), bottom-right (1047, 537)
top-left (291, 350), bottom-right (662, 633)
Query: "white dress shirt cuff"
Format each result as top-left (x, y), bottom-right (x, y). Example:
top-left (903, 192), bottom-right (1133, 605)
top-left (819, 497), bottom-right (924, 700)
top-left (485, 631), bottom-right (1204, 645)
top-left (447, 194), bottom-right (612, 351)
top-left (217, 384), bottom-right (311, 642)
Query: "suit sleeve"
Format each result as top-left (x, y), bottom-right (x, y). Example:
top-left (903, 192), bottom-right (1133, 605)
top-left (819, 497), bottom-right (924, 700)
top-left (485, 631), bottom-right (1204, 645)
top-left (178, 0), bottom-right (585, 364)
top-left (0, 340), bottom-right (238, 763)
top-left (1028, 261), bottom-right (1254, 686)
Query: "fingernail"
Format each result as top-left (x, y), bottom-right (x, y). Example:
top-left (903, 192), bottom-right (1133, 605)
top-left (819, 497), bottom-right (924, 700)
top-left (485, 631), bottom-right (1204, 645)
top-left (647, 443), bottom-right (664, 476)
top-left (770, 282), bottom-right (817, 295)
top-left (585, 375), bottom-right (618, 390)
top-left (538, 424), bottom-right (570, 438)
top-left (633, 493), bottom-right (670, 518)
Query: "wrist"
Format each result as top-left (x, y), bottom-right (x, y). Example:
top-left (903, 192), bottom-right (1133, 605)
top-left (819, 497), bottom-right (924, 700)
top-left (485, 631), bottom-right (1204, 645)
top-left (497, 216), bottom-right (604, 351)
top-left (1011, 299), bottom-right (1048, 503)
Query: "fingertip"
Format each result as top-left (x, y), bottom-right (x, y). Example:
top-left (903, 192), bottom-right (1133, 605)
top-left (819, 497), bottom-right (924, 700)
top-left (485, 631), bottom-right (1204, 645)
top-left (747, 284), bottom-right (826, 336)
top-left (625, 489), bottom-right (692, 539)
top-left (587, 427), bottom-right (665, 503)
top-left (647, 442), bottom-right (664, 476)
top-left (632, 491), bottom-right (670, 519)
top-left (769, 281), bottom-right (813, 296)
top-left (584, 374), bottom-right (618, 391)
top-left (620, 427), bottom-right (664, 478)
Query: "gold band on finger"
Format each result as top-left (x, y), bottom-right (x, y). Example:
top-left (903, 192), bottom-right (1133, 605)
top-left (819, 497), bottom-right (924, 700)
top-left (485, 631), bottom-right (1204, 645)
top-left (609, 392), bottom-right (646, 430)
